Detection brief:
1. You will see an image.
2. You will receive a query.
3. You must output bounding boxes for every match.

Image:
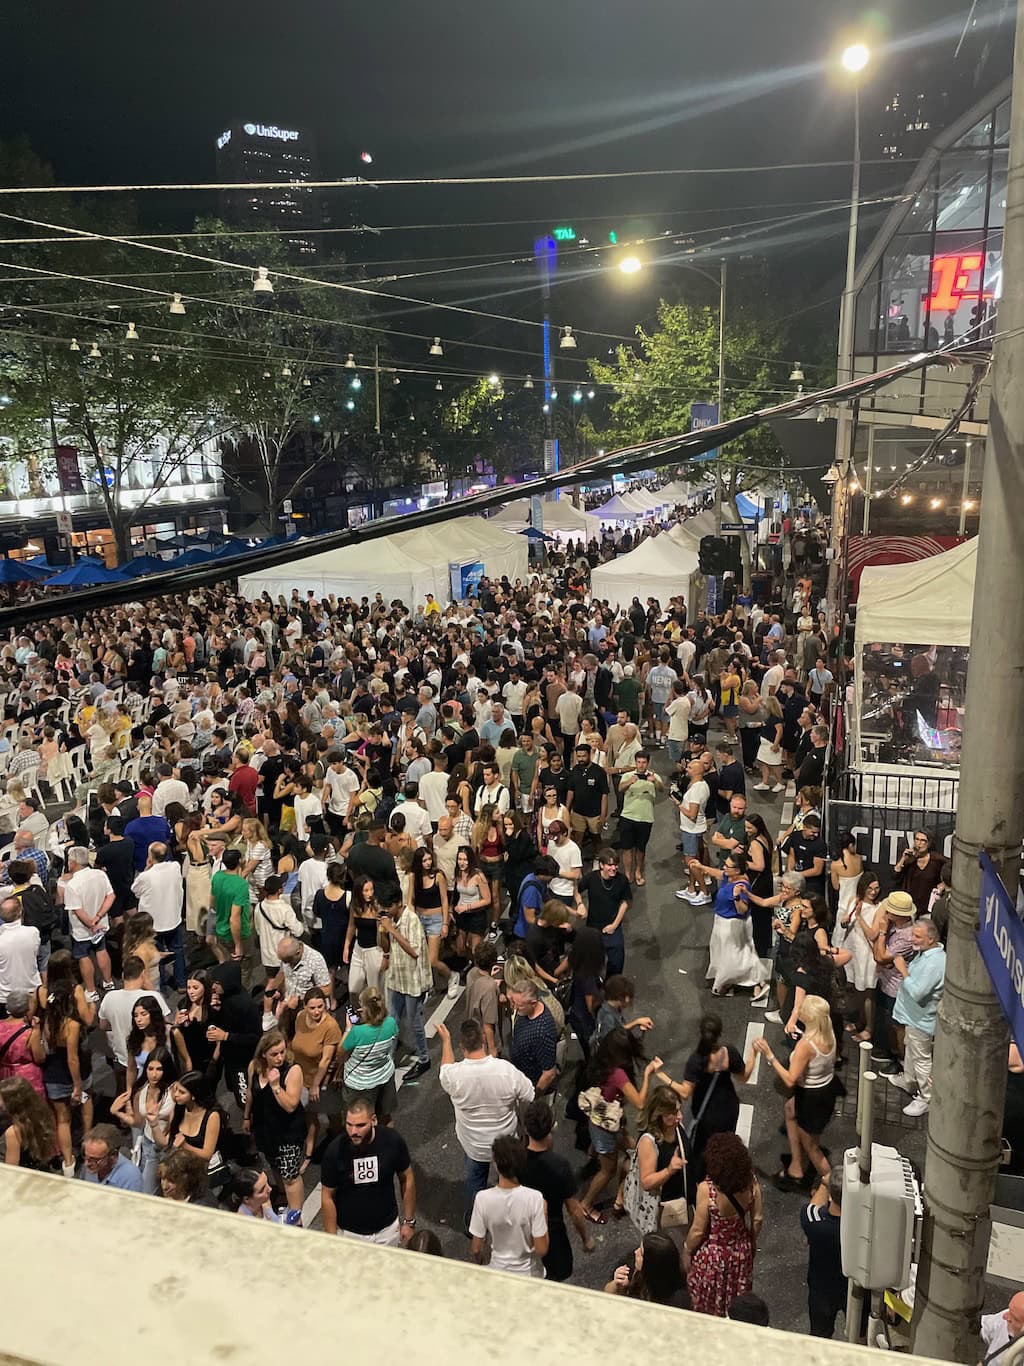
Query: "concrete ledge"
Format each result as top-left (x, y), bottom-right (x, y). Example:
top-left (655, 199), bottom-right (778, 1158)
top-left (0, 1168), bottom-right (947, 1366)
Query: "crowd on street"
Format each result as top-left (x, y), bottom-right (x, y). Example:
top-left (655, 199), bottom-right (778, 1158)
top-left (0, 505), bottom-right (1015, 1348)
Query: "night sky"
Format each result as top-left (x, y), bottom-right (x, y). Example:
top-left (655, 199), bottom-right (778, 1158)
top-left (0, 0), bottom-right (1000, 360)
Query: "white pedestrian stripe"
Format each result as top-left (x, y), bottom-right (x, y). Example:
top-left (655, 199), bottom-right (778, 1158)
top-left (301, 1181), bottom-right (322, 1229)
top-left (742, 1021), bottom-right (765, 1086)
top-left (736, 1103), bottom-right (754, 1147)
top-left (425, 984), bottom-right (464, 1038)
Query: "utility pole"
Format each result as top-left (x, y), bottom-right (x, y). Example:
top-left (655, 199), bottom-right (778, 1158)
top-left (827, 75), bottom-right (864, 626)
top-left (911, 5), bottom-right (1024, 1357)
top-left (373, 344), bottom-right (381, 435)
top-left (714, 259), bottom-right (727, 534)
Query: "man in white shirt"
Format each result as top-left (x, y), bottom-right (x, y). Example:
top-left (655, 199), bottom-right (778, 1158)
top-left (418, 752), bottom-right (451, 828)
top-left (322, 751), bottom-right (359, 838)
top-left (58, 846), bottom-right (115, 996)
top-left (432, 814), bottom-right (468, 885)
top-left (665, 681), bottom-right (692, 765)
top-left (437, 1018), bottom-right (534, 1223)
top-left (473, 764), bottom-right (510, 816)
top-left (470, 1132), bottom-right (548, 1276)
top-left (298, 835), bottom-right (331, 923)
top-left (981, 1293), bottom-right (1024, 1365)
top-left (0, 897), bottom-right (41, 1006)
top-left (646, 653), bottom-right (679, 745)
top-left (131, 842), bottom-right (186, 989)
top-left (673, 761), bottom-right (711, 906)
top-left (392, 787), bottom-right (432, 847)
top-left (555, 681), bottom-right (583, 763)
top-left (546, 822), bottom-right (583, 907)
top-left (152, 763), bottom-right (190, 817)
top-left (760, 649), bottom-right (787, 704)
top-left (502, 672), bottom-right (527, 727)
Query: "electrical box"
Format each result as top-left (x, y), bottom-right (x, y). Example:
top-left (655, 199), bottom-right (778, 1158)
top-left (841, 1144), bottom-right (921, 1290)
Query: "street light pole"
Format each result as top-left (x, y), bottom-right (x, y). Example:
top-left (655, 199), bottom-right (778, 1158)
top-left (716, 259), bottom-right (727, 534)
top-left (827, 50), bottom-right (867, 626)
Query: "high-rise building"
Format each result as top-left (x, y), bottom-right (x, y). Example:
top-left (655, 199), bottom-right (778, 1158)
top-left (214, 121), bottom-right (322, 255)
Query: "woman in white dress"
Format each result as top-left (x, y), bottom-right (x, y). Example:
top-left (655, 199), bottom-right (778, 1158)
top-left (830, 835), bottom-right (864, 938)
top-left (689, 850), bottom-right (770, 1002)
top-left (833, 871), bottom-right (881, 1041)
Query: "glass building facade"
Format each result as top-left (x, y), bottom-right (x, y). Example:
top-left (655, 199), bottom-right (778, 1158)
top-left (853, 86), bottom-right (1010, 428)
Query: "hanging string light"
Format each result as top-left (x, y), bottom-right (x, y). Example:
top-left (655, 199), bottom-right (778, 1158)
top-left (69, 337), bottom-right (80, 352)
top-left (88, 341), bottom-right (101, 358)
top-left (429, 338), bottom-right (443, 356)
top-left (559, 325), bottom-right (577, 350)
top-left (125, 321), bottom-right (139, 341)
top-left (168, 293), bottom-right (186, 316)
top-left (252, 267), bottom-right (273, 294)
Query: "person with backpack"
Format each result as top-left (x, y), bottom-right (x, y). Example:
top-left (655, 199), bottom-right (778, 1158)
top-left (5, 858), bottom-right (56, 977)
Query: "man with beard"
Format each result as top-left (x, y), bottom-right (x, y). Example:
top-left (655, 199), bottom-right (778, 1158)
top-left (320, 1097), bottom-right (418, 1245)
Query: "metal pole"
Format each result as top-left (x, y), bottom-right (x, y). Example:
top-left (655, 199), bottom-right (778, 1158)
top-left (827, 85), bottom-right (862, 625)
top-left (958, 440), bottom-right (973, 536)
top-left (373, 344), bottom-right (381, 436)
top-left (912, 8), bottom-right (1024, 1358)
top-left (715, 259), bottom-right (727, 534)
top-left (861, 426), bottom-right (874, 534)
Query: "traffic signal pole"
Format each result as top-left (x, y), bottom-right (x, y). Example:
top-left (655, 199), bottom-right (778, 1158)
top-left (911, 3), bottom-right (1024, 1356)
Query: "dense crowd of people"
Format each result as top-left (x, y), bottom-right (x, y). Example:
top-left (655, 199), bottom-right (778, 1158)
top-left (0, 516), bottom-right (1013, 1344)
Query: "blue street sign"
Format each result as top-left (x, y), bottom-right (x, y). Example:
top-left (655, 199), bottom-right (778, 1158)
top-left (689, 401), bottom-right (719, 463)
top-left (722, 521), bottom-right (755, 532)
top-left (977, 851), bottom-right (1024, 1055)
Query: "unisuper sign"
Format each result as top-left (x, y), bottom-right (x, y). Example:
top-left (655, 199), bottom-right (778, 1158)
top-left (244, 123), bottom-right (299, 142)
top-left (976, 850), bottom-right (1024, 1055)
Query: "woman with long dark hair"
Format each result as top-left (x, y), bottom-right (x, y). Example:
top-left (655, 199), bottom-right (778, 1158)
top-left (686, 1131), bottom-right (763, 1315)
top-left (164, 1069), bottom-right (225, 1184)
top-left (410, 845), bottom-right (454, 997)
top-left (0, 1076), bottom-right (58, 1171)
top-left (41, 981), bottom-right (83, 1178)
top-left (607, 1231), bottom-right (691, 1308)
top-left (127, 994), bottom-right (188, 1088)
top-left (343, 875), bottom-right (385, 996)
top-left (173, 970), bottom-right (216, 1077)
top-left (579, 1027), bottom-right (663, 1225)
top-left (567, 926), bottom-right (605, 1057)
top-left (111, 1044), bottom-right (178, 1194)
top-left (312, 859), bottom-right (350, 969)
top-left (744, 812), bottom-right (776, 959)
top-left (834, 870), bottom-right (881, 1040)
top-left (658, 1013), bottom-right (757, 1176)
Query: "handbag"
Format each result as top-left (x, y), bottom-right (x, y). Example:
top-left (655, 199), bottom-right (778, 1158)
top-left (623, 1133), bottom-right (661, 1234)
top-left (659, 1126), bottom-right (691, 1229)
top-left (577, 1085), bottom-right (624, 1133)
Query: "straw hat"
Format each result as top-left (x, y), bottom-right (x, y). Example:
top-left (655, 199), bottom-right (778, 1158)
top-left (880, 890), bottom-right (916, 918)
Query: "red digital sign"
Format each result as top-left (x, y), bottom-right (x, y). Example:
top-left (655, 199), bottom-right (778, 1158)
top-left (926, 252), bottom-right (995, 312)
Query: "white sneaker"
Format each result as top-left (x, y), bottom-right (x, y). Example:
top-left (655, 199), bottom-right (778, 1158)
top-left (753, 782), bottom-right (770, 791)
top-left (689, 893), bottom-right (712, 906)
top-left (446, 975), bottom-right (462, 999)
top-left (886, 1073), bottom-right (914, 1094)
top-left (764, 1009), bottom-right (782, 1024)
top-left (771, 782), bottom-right (786, 793)
top-left (903, 1096), bottom-right (929, 1117)
top-left (674, 889), bottom-right (693, 900)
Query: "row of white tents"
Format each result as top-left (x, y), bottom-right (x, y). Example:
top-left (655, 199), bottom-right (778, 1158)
top-left (492, 481), bottom-right (696, 538)
top-left (238, 515), bottom-right (529, 605)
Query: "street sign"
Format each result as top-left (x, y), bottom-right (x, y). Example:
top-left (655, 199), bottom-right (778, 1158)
top-left (282, 499), bottom-right (293, 516)
top-left (977, 850), bottom-right (1024, 1055)
top-left (721, 521), bottom-right (755, 532)
top-left (689, 402), bottom-right (719, 463)
top-left (56, 511), bottom-right (73, 535)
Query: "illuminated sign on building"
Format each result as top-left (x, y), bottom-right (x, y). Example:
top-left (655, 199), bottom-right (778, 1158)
top-left (216, 130), bottom-right (231, 150)
top-left (242, 123), bottom-right (299, 142)
top-left (552, 225), bottom-right (576, 242)
top-left (926, 252), bottom-right (995, 313)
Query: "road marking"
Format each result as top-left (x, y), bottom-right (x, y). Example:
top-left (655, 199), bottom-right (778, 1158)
top-left (301, 1181), bottom-right (323, 1229)
top-left (778, 778), bottom-right (796, 835)
top-left (742, 1021), bottom-right (765, 1086)
top-left (425, 985), bottom-right (463, 1037)
top-left (736, 1104), bottom-right (754, 1147)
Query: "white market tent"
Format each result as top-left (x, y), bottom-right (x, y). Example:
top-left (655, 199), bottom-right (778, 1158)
top-left (855, 537), bottom-right (976, 648)
top-left (590, 531), bottom-right (700, 612)
top-left (628, 488), bottom-right (668, 512)
top-left (491, 497), bottom-right (601, 537)
top-left (591, 493), bottom-right (647, 520)
top-left (237, 515), bottom-right (528, 605)
top-left (658, 480), bottom-right (693, 501)
top-left (669, 510), bottom-right (718, 546)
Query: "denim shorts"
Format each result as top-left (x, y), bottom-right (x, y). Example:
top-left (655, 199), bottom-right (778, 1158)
top-left (589, 1119), bottom-right (620, 1156)
top-left (680, 831), bottom-right (703, 859)
top-left (72, 933), bottom-right (106, 960)
top-left (418, 912), bottom-right (444, 939)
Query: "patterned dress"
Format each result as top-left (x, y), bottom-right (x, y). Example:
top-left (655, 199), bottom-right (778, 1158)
top-left (687, 1179), bottom-right (755, 1316)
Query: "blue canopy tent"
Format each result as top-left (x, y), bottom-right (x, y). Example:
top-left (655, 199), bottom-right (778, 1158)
top-left (519, 526), bottom-right (555, 541)
top-left (212, 538), bottom-right (252, 559)
top-left (735, 492), bottom-right (760, 523)
top-left (0, 560), bottom-right (53, 584)
top-left (165, 547), bottom-right (218, 569)
top-left (123, 554), bottom-right (172, 577)
top-left (44, 562), bottom-right (126, 587)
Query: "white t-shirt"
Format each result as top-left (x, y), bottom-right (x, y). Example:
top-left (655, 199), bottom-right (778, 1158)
top-left (666, 695), bottom-right (691, 742)
top-left (418, 770), bottom-right (450, 823)
top-left (469, 1183), bottom-right (547, 1276)
top-left (98, 987), bottom-right (171, 1066)
top-left (64, 867), bottom-right (115, 941)
top-left (293, 793), bottom-right (323, 841)
top-left (679, 780), bottom-right (709, 834)
top-left (549, 838), bottom-right (583, 898)
top-left (555, 691), bottom-right (583, 738)
top-left (131, 861), bottom-right (184, 932)
top-left (0, 922), bottom-right (41, 1002)
top-left (502, 680), bottom-right (527, 716)
top-left (474, 783), bottom-right (510, 816)
top-left (152, 778), bottom-right (190, 818)
top-left (298, 858), bottom-right (329, 916)
top-left (760, 664), bottom-right (785, 704)
top-left (324, 766), bottom-right (359, 817)
top-left (677, 640), bottom-right (697, 675)
top-left (394, 801), bottom-right (431, 848)
top-left (439, 1056), bottom-right (535, 1162)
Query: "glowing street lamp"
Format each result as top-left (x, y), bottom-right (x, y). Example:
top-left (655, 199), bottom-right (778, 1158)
top-left (841, 42), bottom-right (870, 73)
top-left (618, 255), bottom-right (643, 275)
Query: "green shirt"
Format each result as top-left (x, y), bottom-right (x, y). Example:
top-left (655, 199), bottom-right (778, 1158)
top-left (344, 1016), bottom-right (399, 1089)
top-left (715, 813), bottom-right (749, 866)
top-left (211, 870), bottom-right (252, 942)
top-left (620, 775), bottom-right (658, 825)
top-left (511, 747), bottom-right (539, 793)
top-left (616, 677), bottom-right (641, 720)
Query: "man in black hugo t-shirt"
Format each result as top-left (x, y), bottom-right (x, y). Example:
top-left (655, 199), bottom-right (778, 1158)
top-left (522, 1100), bottom-right (592, 1281)
top-left (320, 1098), bottom-right (417, 1246)
top-left (800, 1165), bottom-right (848, 1338)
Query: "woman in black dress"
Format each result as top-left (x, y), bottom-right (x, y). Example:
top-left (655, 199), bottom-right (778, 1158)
top-left (658, 1013), bottom-right (757, 1180)
top-left (744, 813), bottom-right (776, 959)
top-left (174, 970), bottom-right (216, 1079)
top-left (312, 860), bottom-right (350, 970)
